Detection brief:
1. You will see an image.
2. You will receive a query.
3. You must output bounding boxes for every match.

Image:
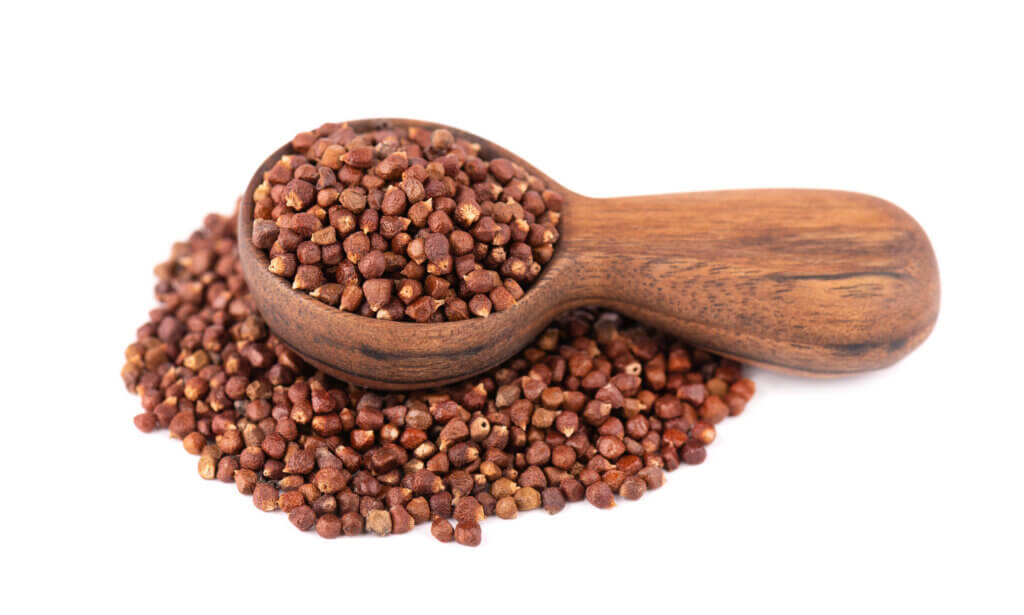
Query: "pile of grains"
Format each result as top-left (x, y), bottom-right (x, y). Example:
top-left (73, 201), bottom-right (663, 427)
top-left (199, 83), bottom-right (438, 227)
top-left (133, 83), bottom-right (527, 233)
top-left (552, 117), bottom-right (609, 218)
top-left (122, 211), bottom-right (754, 546)
top-left (250, 122), bottom-right (563, 321)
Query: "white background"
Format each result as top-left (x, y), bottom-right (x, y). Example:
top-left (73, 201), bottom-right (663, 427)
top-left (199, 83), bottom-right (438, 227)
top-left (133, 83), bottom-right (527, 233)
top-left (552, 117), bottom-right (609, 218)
top-left (2, 2), bottom-right (1021, 613)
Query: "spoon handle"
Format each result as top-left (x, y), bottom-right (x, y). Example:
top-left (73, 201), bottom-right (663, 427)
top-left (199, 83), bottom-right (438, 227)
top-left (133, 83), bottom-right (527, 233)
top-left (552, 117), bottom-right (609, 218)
top-left (561, 189), bottom-right (939, 374)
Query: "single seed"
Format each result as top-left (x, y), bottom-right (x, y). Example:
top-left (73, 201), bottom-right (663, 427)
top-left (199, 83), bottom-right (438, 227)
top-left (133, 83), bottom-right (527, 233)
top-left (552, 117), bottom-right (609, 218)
top-left (619, 476), bottom-right (647, 500)
top-left (365, 509), bottom-right (392, 536)
top-left (454, 520), bottom-right (482, 547)
top-left (431, 518), bottom-right (455, 542)
top-left (390, 505), bottom-right (415, 534)
top-left (234, 469), bottom-right (257, 495)
top-left (341, 511), bottom-right (363, 536)
top-left (316, 514), bottom-right (342, 539)
top-left (541, 487), bottom-right (566, 514)
top-left (513, 486), bottom-right (542, 511)
top-left (182, 432), bottom-right (205, 455)
top-left (253, 483), bottom-right (279, 511)
top-left (288, 506), bottom-right (316, 531)
top-left (198, 454), bottom-right (216, 480)
top-left (496, 496), bottom-right (518, 519)
top-left (586, 481), bottom-right (616, 509)
top-left (682, 441), bottom-right (707, 465)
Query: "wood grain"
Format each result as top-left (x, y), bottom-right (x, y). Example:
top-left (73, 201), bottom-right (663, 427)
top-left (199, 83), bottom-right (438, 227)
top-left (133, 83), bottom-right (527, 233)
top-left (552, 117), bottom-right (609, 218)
top-left (239, 118), bottom-right (939, 389)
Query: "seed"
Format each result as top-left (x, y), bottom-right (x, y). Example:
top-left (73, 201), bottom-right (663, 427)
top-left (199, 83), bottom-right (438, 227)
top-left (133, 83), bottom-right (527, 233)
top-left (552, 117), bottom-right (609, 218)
top-left (513, 486), bottom-right (542, 511)
top-left (595, 384), bottom-right (625, 409)
top-left (585, 481), bottom-right (615, 509)
top-left (464, 269), bottom-right (501, 294)
top-left (406, 497), bottom-right (431, 524)
top-left (469, 416), bottom-right (491, 441)
top-left (284, 449), bottom-right (315, 474)
top-left (198, 454), bottom-right (217, 480)
top-left (700, 396), bottom-right (730, 424)
top-left (251, 219), bottom-right (279, 249)
top-left (438, 419), bottom-right (469, 451)
top-left (341, 511), bottom-right (364, 536)
top-left (681, 441), bottom-right (707, 465)
top-left (430, 128), bottom-right (454, 151)
top-left (489, 158), bottom-right (515, 183)
top-left (491, 477), bottom-right (519, 499)
top-left (411, 469), bottom-right (443, 495)
top-left (723, 392), bottom-right (749, 416)
top-left (247, 123), bottom-right (562, 321)
top-left (396, 278), bottom-right (423, 305)
top-left (619, 476), bottom-right (647, 500)
top-left (342, 232), bottom-right (370, 263)
top-left (706, 378), bottom-right (729, 396)
top-left (430, 492), bottom-right (453, 519)
top-left (602, 469), bottom-right (626, 492)
top-left (541, 487), bottom-right (566, 514)
top-left (390, 505), bottom-right (415, 534)
top-left (662, 428), bottom-right (688, 448)
top-left (518, 466), bottom-right (547, 489)
top-left (431, 518), bottom-right (455, 542)
top-left (288, 505), bottom-right (316, 531)
top-left (454, 496), bottom-right (485, 523)
top-left (551, 444), bottom-right (576, 469)
top-left (362, 278), bottom-right (392, 311)
top-left (315, 514), bottom-right (342, 539)
top-left (292, 265), bottom-right (324, 291)
top-left (596, 435), bottom-right (626, 460)
top-left (339, 284), bottom-right (363, 312)
top-left (496, 496), bottom-right (518, 519)
top-left (337, 187), bottom-right (365, 214)
top-left (730, 378), bottom-right (757, 400)
top-left (357, 250), bottom-right (387, 279)
top-left (469, 294), bottom-right (492, 317)
top-left (253, 483), bottom-right (279, 511)
top-left (263, 460), bottom-right (284, 480)
top-left (314, 467), bottom-right (348, 494)
top-left (691, 421), bottom-right (716, 445)
top-left (126, 211), bottom-right (754, 546)
top-left (365, 509), bottom-right (392, 536)
top-left (234, 468), bottom-right (257, 494)
top-left (134, 413), bottom-right (157, 433)
top-left (311, 226), bottom-right (336, 246)
top-left (405, 296), bottom-right (442, 322)
top-left (637, 467), bottom-right (665, 490)
top-left (444, 298), bottom-right (470, 320)
top-left (555, 413), bottom-right (579, 438)
top-left (283, 179), bottom-right (315, 210)
top-left (313, 495), bottom-right (337, 516)
top-left (454, 521), bottom-right (482, 547)
top-left (216, 456), bottom-right (239, 482)
top-left (423, 233), bottom-right (450, 265)
top-left (182, 432), bottom-right (205, 455)
top-left (454, 201), bottom-right (481, 227)
top-left (217, 428), bottom-right (243, 454)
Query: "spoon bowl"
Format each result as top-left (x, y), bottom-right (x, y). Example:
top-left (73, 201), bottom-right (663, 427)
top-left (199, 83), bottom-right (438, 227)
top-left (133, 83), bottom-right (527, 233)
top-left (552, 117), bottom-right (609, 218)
top-left (239, 118), bottom-right (939, 390)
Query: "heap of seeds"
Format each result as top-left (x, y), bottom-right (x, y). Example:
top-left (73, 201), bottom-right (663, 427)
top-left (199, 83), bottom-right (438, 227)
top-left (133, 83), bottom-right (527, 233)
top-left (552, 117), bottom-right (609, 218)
top-left (250, 122), bottom-right (563, 321)
top-left (122, 211), bottom-right (754, 545)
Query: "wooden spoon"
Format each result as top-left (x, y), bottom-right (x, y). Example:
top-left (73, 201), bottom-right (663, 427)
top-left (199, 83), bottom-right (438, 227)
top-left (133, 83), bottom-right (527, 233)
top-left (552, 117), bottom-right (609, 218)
top-left (239, 118), bottom-right (939, 390)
